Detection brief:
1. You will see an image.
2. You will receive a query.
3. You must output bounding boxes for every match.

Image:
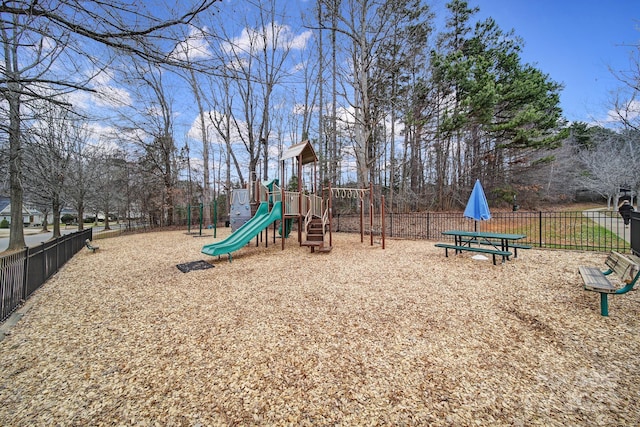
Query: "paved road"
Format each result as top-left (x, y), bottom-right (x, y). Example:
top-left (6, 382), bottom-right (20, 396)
top-left (0, 226), bottom-right (95, 252)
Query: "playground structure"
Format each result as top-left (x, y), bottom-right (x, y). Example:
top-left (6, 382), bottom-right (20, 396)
top-left (202, 140), bottom-right (385, 260)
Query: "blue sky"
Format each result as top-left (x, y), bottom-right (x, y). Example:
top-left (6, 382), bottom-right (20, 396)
top-left (456, 0), bottom-right (639, 124)
top-left (284, 0), bottom-right (639, 126)
top-left (78, 0), bottom-right (638, 164)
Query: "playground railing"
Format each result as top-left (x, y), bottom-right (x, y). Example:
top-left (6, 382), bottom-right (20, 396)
top-left (258, 182), bottom-right (270, 202)
top-left (271, 184), bottom-right (283, 203)
top-left (309, 194), bottom-right (323, 218)
top-left (301, 194), bottom-right (310, 217)
top-left (283, 191), bottom-right (301, 216)
top-left (304, 208), bottom-right (312, 233)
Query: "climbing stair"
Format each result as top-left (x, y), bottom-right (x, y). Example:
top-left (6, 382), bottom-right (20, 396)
top-left (302, 217), bottom-right (332, 253)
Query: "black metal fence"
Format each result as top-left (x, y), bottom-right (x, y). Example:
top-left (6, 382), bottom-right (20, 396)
top-left (631, 211), bottom-right (640, 256)
top-left (1, 209), bottom-right (635, 323)
top-left (337, 210), bottom-right (633, 253)
top-left (1, 229), bottom-right (92, 322)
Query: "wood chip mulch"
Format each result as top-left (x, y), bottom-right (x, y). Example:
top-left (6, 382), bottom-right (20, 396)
top-left (0, 229), bottom-right (638, 426)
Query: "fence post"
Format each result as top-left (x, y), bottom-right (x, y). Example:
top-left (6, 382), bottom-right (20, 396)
top-left (40, 242), bottom-right (46, 283)
top-left (56, 235), bottom-right (60, 273)
top-left (631, 211), bottom-right (639, 255)
top-left (539, 211), bottom-right (543, 248)
top-left (22, 247), bottom-right (29, 302)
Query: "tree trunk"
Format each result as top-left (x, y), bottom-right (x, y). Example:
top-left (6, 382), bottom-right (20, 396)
top-left (8, 86), bottom-right (25, 251)
top-left (77, 203), bottom-right (85, 231)
top-left (189, 67), bottom-right (211, 224)
top-left (51, 197), bottom-right (61, 238)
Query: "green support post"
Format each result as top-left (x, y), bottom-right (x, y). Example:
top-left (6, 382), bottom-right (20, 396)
top-left (213, 200), bottom-right (217, 238)
top-left (187, 204), bottom-right (191, 233)
top-left (600, 293), bottom-right (609, 316)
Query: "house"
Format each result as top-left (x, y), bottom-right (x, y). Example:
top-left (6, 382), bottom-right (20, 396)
top-left (0, 196), bottom-right (33, 226)
top-left (26, 206), bottom-right (46, 227)
top-left (24, 206), bottom-right (78, 226)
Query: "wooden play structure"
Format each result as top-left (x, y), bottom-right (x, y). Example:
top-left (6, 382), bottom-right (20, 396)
top-left (279, 140), bottom-right (386, 252)
top-left (202, 140), bottom-right (385, 260)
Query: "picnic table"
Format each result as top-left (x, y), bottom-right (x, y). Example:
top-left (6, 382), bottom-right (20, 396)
top-left (435, 230), bottom-right (529, 264)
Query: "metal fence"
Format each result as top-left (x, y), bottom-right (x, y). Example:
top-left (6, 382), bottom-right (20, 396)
top-left (632, 211), bottom-right (640, 256)
top-left (336, 210), bottom-right (634, 253)
top-left (1, 228), bottom-right (92, 322)
top-left (1, 209), bottom-right (635, 323)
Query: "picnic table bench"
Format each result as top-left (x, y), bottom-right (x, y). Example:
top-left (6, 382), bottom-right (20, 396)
top-left (470, 240), bottom-right (532, 257)
top-left (434, 243), bottom-right (512, 265)
top-left (579, 251), bottom-right (640, 316)
top-left (85, 239), bottom-right (99, 253)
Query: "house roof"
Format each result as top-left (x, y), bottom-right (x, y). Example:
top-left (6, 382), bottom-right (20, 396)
top-left (0, 197), bottom-right (10, 213)
top-left (280, 140), bottom-right (318, 165)
top-left (0, 197), bottom-right (34, 216)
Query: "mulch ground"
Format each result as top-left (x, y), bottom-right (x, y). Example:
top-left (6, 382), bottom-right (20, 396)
top-left (0, 229), bottom-right (638, 426)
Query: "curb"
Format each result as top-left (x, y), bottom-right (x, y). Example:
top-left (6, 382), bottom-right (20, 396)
top-left (0, 299), bottom-right (35, 342)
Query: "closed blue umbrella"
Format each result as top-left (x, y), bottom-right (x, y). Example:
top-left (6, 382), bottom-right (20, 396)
top-left (464, 180), bottom-right (491, 229)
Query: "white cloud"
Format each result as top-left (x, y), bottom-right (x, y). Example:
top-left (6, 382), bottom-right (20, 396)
top-left (221, 22), bottom-right (312, 55)
top-left (289, 29), bottom-right (313, 50)
top-left (290, 60), bottom-right (306, 74)
top-left (171, 25), bottom-right (212, 61)
top-left (66, 67), bottom-right (131, 110)
top-left (94, 85), bottom-right (132, 108)
top-left (187, 110), bottom-right (246, 145)
top-left (66, 90), bottom-right (93, 111)
top-left (604, 99), bottom-right (640, 125)
top-left (85, 122), bottom-right (121, 152)
top-left (91, 68), bottom-right (116, 86)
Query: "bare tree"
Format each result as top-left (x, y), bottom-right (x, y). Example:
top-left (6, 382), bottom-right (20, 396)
top-left (578, 133), bottom-right (634, 208)
top-left (211, 0), bottom-right (305, 192)
top-left (22, 102), bottom-right (81, 238)
top-left (317, 0), bottom-right (430, 187)
top-left (113, 57), bottom-right (180, 226)
top-left (607, 36), bottom-right (640, 204)
top-left (173, 26), bottom-right (215, 223)
top-left (0, 0), bottom-right (220, 250)
top-left (208, 78), bottom-right (245, 188)
top-left (92, 150), bottom-right (128, 231)
top-left (608, 41), bottom-right (640, 132)
top-left (66, 126), bottom-right (99, 231)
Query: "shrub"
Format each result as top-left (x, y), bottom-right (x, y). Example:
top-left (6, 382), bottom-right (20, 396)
top-left (0, 218), bottom-right (8, 229)
top-left (61, 214), bottom-right (75, 224)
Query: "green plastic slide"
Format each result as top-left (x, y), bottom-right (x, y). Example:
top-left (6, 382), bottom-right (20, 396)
top-left (201, 201), bottom-right (282, 258)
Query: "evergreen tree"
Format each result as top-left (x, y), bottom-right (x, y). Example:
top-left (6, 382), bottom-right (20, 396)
top-left (429, 0), bottom-right (564, 209)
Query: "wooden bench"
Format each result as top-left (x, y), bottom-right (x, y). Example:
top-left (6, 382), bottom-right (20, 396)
top-left (85, 239), bottom-right (99, 253)
top-left (579, 251), bottom-right (640, 316)
top-left (434, 243), bottom-right (512, 265)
